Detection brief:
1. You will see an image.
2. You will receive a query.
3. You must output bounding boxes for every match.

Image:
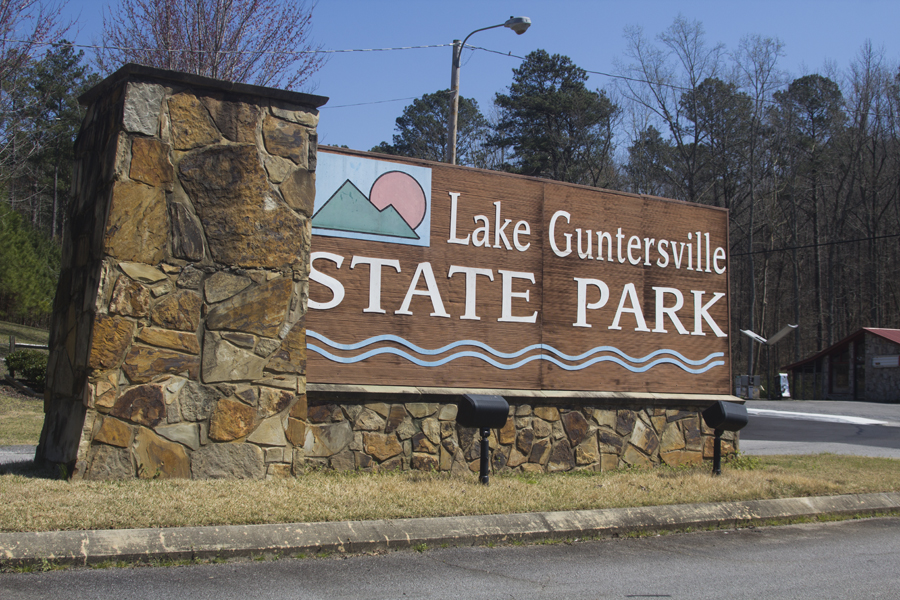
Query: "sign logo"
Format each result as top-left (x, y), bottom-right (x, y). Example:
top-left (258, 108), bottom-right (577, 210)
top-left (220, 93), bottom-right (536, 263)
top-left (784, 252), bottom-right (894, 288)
top-left (312, 153), bottom-right (432, 247)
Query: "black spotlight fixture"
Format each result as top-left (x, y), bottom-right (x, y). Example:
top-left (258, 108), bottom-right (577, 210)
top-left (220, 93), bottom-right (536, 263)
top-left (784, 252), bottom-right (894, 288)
top-left (456, 394), bottom-right (510, 485)
top-left (701, 400), bottom-right (749, 475)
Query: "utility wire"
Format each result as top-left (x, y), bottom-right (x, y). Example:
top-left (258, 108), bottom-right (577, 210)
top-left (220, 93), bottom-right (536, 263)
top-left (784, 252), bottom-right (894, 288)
top-left (0, 37), bottom-right (712, 95)
top-left (471, 44), bottom-right (897, 121)
top-left (471, 45), bottom-right (695, 92)
top-left (4, 38), bottom-right (897, 120)
top-left (0, 38), bottom-right (452, 55)
top-left (325, 96), bottom-right (423, 109)
top-left (731, 232), bottom-right (900, 257)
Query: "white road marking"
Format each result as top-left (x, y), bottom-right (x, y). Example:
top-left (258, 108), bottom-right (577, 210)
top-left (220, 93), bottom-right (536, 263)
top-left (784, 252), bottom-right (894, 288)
top-left (746, 408), bottom-right (888, 426)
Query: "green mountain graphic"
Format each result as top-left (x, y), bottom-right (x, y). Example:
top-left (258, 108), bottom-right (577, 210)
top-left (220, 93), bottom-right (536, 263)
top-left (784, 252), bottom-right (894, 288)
top-left (312, 180), bottom-right (419, 239)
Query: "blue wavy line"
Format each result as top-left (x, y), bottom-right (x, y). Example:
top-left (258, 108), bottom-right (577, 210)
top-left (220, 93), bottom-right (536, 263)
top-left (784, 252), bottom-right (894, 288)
top-left (306, 330), bottom-right (723, 366)
top-left (308, 344), bottom-right (725, 374)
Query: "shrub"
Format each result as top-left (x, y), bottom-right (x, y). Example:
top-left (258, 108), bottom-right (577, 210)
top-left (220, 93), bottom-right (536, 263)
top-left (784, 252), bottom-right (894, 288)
top-left (4, 349), bottom-right (48, 385)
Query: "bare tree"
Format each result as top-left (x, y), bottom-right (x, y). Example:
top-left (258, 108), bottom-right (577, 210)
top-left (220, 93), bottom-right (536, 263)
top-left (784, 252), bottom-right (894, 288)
top-left (616, 15), bottom-right (725, 203)
top-left (0, 0), bottom-right (69, 86)
top-left (843, 43), bottom-right (897, 328)
top-left (732, 34), bottom-right (785, 369)
top-left (612, 18), bottom-right (900, 392)
top-left (97, 0), bottom-right (325, 91)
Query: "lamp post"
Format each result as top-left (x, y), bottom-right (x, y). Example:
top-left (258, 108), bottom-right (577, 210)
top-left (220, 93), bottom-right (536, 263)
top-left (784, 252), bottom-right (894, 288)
top-left (740, 324), bottom-right (798, 398)
top-left (446, 16), bottom-right (531, 165)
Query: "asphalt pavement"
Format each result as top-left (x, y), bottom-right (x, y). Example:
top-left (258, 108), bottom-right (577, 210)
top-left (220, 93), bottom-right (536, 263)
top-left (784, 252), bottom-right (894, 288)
top-left (741, 400), bottom-right (900, 458)
top-left (745, 399), bottom-right (900, 424)
top-left (0, 445), bottom-right (36, 467)
top-left (5, 518), bottom-right (900, 600)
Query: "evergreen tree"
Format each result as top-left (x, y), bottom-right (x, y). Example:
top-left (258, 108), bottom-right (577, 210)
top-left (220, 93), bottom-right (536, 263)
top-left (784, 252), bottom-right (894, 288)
top-left (624, 125), bottom-right (675, 197)
top-left (0, 42), bottom-right (93, 326)
top-left (771, 74), bottom-right (846, 349)
top-left (16, 41), bottom-right (99, 236)
top-left (0, 201), bottom-right (60, 325)
top-left (491, 49), bottom-right (618, 187)
top-left (680, 77), bottom-right (753, 209)
top-left (0, 0), bottom-right (71, 193)
top-left (371, 90), bottom-right (490, 167)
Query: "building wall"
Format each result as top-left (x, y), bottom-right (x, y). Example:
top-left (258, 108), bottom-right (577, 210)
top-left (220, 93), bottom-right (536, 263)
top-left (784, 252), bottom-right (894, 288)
top-left (864, 334), bottom-right (900, 403)
top-left (792, 332), bottom-right (900, 403)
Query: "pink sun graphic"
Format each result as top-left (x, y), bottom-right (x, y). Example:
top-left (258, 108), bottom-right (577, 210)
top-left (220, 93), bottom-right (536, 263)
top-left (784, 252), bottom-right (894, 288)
top-left (369, 171), bottom-right (427, 230)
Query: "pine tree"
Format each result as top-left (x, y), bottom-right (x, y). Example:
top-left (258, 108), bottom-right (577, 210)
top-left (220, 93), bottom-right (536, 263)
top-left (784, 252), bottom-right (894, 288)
top-left (491, 49), bottom-right (618, 187)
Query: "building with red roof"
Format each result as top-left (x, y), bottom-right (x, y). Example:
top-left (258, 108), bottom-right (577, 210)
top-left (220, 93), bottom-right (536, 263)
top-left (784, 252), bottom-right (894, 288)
top-left (784, 328), bottom-right (900, 402)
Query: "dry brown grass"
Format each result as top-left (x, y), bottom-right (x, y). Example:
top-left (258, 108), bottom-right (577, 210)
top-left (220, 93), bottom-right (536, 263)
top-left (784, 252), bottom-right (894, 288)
top-left (0, 388), bottom-right (44, 446)
top-left (1, 454), bottom-right (898, 533)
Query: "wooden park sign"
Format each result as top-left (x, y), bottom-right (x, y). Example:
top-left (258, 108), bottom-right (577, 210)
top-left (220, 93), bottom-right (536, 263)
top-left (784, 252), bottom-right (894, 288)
top-left (307, 148), bottom-right (730, 395)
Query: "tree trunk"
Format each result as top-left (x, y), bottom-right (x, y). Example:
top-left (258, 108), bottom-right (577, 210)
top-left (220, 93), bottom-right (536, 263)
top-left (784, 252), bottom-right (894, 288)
top-left (52, 165), bottom-right (59, 239)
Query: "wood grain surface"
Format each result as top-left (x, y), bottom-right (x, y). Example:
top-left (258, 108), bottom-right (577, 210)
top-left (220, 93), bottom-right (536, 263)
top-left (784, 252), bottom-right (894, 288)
top-left (307, 149), bottom-right (730, 394)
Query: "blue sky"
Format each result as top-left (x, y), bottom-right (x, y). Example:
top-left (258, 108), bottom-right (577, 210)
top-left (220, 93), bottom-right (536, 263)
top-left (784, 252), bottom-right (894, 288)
top-left (62, 0), bottom-right (900, 152)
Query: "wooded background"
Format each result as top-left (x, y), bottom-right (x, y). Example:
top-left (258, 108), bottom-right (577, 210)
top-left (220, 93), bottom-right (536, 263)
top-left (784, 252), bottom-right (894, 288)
top-left (373, 22), bottom-right (900, 382)
top-left (2, 3), bottom-right (898, 387)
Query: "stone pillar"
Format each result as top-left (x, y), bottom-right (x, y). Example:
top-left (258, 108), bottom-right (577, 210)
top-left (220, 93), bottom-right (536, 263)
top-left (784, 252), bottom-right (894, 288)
top-left (36, 64), bottom-right (326, 480)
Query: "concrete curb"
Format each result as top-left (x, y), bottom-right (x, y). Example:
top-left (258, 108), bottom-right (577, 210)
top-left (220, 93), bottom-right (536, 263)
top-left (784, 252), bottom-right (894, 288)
top-left (3, 492), bottom-right (900, 567)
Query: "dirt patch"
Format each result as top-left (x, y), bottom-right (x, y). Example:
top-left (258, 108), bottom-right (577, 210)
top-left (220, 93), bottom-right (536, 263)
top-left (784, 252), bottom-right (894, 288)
top-left (0, 383), bottom-right (40, 403)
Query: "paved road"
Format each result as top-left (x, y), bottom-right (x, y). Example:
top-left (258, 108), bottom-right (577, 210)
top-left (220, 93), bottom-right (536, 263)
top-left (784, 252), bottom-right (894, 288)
top-left (741, 400), bottom-right (900, 458)
top-left (3, 517), bottom-right (898, 599)
top-left (746, 400), bottom-right (900, 424)
top-left (0, 445), bottom-right (35, 467)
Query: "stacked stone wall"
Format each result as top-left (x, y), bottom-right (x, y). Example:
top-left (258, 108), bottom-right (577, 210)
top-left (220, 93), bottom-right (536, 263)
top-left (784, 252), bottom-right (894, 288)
top-left (864, 335), bottom-right (900, 403)
top-left (37, 66), bottom-right (325, 479)
top-left (298, 394), bottom-right (734, 474)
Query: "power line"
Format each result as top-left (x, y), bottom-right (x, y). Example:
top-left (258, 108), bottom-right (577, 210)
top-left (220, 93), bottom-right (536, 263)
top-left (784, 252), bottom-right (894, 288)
top-left (0, 37), bottom-right (702, 94)
top-left (731, 232), bottom-right (900, 257)
top-left (5, 38), bottom-right (897, 121)
top-left (472, 45), bottom-right (696, 92)
top-left (323, 96), bottom-right (423, 109)
top-left (0, 38), bottom-right (452, 56)
top-left (471, 44), bottom-right (898, 122)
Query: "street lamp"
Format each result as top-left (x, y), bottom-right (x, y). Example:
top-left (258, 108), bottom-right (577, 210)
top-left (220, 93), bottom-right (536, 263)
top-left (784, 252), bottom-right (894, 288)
top-left (446, 16), bottom-right (531, 165)
top-left (740, 324), bottom-right (798, 398)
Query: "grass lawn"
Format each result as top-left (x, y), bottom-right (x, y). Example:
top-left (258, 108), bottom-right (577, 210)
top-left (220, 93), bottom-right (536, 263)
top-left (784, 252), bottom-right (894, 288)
top-left (0, 389), bottom-right (44, 446)
top-left (0, 321), bottom-right (48, 445)
top-left (1, 454), bottom-right (898, 533)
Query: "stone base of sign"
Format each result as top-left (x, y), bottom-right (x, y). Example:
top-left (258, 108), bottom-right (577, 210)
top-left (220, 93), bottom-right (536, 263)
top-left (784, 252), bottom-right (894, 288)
top-left (294, 390), bottom-right (736, 475)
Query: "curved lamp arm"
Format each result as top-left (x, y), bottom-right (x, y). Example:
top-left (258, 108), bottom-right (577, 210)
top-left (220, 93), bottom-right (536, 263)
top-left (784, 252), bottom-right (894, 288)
top-left (446, 17), bottom-right (531, 164)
